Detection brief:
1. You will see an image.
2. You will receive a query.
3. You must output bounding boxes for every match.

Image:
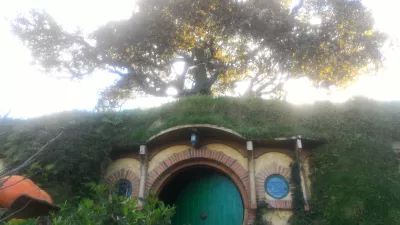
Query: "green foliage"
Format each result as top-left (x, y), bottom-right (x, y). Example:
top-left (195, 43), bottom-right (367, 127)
top-left (4, 219), bottom-right (37, 225)
top-left (12, 0), bottom-right (385, 108)
top-left (51, 184), bottom-right (175, 225)
top-left (252, 201), bottom-right (271, 225)
top-left (289, 161), bottom-right (312, 225)
top-left (311, 136), bottom-right (400, 225)
top-left (2, 96), bottom-right (400, 224)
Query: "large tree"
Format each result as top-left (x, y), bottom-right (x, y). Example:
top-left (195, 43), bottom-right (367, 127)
top-left (12, 0), bottom-right (385, 109)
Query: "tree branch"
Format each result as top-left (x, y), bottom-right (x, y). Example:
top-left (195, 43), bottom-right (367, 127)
top-left (291, 0), bottom-right (305, 16)
top-left (0, 132), bottom-right (64, 179)
top-left (254, 78), bottom-right (276, 95)
top-left (107, 68), bottom-right (128, 77)
top-left (0, 200), bottom-right (32, 222)
top-left (171, 55), bottom-right (194, 66)
top-left (207, 71), bottom-right (221, 87)
top-left (107, 67), bottom-right (169, 97)
top-left (243, 75), bottom-right (258, 96)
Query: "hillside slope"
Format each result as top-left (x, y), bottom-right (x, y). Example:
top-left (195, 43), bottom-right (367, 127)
top-left (1, 97), bottom-right (400, 224)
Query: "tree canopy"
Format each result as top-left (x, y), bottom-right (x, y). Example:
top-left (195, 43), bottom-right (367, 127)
top-left (12, 0), bottom-right (386, 109)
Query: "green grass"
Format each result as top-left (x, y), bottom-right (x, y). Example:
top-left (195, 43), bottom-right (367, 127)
top-left (2, 96), bottom-right (400, 224)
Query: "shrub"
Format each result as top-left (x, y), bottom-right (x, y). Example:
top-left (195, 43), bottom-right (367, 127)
top-left (51, 184), bottom-right (175, 225)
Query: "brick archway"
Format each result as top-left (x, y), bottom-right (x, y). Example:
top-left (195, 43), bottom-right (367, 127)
top-left (256, 162), bottom-right (292, 209)
top-left (146, 147), bottom-right (252, 224)
top-left (146, 148), bottom-right (250, 197)
top-left (106, 168), bottom-right (140, 197)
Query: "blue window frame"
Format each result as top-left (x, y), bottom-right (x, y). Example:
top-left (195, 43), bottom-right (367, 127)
top-left (264, 175), bottom-right (289, 199)
top-left (116, 179), bottom-right (132, 197)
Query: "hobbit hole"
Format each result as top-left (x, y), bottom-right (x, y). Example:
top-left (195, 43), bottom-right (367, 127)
top-left (104, 125), bottom-right (323, 225)
top-left (159, 167), bottom-right (244, 225)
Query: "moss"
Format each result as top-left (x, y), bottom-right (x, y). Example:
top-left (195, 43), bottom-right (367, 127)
top-left (2, 96), bottom-right (400, 224)
top-left (290, 160), bottom-right (312, 225)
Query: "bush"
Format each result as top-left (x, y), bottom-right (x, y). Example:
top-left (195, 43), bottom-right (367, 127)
top-left (51, 184), bottom-right (175, 225)
top-left (4, 219), bottom-right (36, 225)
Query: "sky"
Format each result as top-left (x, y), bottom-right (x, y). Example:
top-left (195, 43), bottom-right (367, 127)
top-left (0, 0), bottom-right (399, 118)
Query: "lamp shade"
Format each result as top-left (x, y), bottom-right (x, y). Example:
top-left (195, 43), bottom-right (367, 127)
top-left (190, 133), bottom-right (197, 146)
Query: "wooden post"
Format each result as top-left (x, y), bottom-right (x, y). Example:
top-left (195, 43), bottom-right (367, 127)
top-left (138, 145), bottom-right (148, 206)
top-left (295, 136), bottom-right (309, 205)
top-left (247, 141), bottom-right (257, 224)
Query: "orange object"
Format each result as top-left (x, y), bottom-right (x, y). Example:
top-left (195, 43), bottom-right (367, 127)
top-left (0, 176), bottom-right (58, 221)
top-left (0, 175), bottom-right (53, 208)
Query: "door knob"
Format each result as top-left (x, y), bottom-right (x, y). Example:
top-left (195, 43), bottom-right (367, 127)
top-left (200, 212), bottom-right (207, 220)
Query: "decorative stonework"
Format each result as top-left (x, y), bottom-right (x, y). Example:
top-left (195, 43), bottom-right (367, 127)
top-left (106, 168), bottom-right (140, 197)
top-left (256, 162), bottom-right (292, 210)
top-left (146, 147), bottom-right (252, 224)
top-left (146, 147), bottom-right (250, 197)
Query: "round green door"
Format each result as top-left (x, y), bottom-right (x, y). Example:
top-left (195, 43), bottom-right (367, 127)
top-left (172, 172), bottom-right (244, 225)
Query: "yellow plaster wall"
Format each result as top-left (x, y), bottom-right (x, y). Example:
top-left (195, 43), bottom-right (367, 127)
top-left (105, 158), bottom-right (141, 178)
top-left (204, 143), bottom-right (248, 170)
top-left (255, 152), bottom-right (293, 174)
top-left (148, 145), bottom-right (190, 172)
top-left (256, 152), bottom-right (293, 201)
top-left (264, 210), bottom-right (292, 225)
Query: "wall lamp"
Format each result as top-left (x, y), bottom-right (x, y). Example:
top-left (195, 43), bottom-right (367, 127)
top-left (190, 128), bottom-right (199, 147)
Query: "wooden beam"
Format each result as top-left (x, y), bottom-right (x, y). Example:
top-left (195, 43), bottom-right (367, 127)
top-left (295, 137), bottom-right (309, 207)
top-left (138, 145), bottom-right (148, 207)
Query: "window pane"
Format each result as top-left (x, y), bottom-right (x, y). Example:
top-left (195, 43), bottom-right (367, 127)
top-left (116, 179), bottom-right (132, 197)
top-left (264, 175), bottom-right (289, 199)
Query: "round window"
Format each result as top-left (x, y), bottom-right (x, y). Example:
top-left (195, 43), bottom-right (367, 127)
top-left (116, 179), bottom-right (132, 197)
top-left (264, 175), bottom-right (289, 199)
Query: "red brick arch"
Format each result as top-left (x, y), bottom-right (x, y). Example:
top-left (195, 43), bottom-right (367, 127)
top-left (256, 162), bottom-right (292, 209)
top-left (146, 147), bottom-right (252, 224)
top-left (146, 147), bottom-right (250, 194)
top-left (106, 168), bottom-right (140, 197)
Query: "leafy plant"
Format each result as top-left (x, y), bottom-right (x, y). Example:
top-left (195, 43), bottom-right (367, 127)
top-left (51, 183), bottom-right (175, 225)
top-left (4, 219), bottom-right (37, 225)
top-left (252, 201), bottom-right (271, 225)
top-left (289, 161), bottom-right (312, 225)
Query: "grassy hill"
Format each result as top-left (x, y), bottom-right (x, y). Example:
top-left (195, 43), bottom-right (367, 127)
top-left (2, 96), bottom-right (400, 224)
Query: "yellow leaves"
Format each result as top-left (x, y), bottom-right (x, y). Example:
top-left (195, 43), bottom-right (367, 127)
top-left (175, 24), bottom-right (199, 50)
top-left (312, 59), bottom-right (362, 87)
top-left (215, 49), bottom-right (224, 60)
top-left (211, 2), bottom-right (217, 11)
top-left (322, 65), bottom-right (333, 74)
top-left (279, 0), bottom-right (292, 9)
top-left (219, 67), bottom-right (247, 85)
top-left (363, 29), bottom-right (374, 36)
top-left (320, 42), bottom-right (330, 51)
top-left (224, 68), bottom-right (238, 81)
top-left (125, 47), bottom-right (135, 56)
top-left (215, 49), bottom-right (233, 63)
top-left (338, 39), bottom-right (344, 49)
top-left (174, 23), bottom-right (214, 50)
